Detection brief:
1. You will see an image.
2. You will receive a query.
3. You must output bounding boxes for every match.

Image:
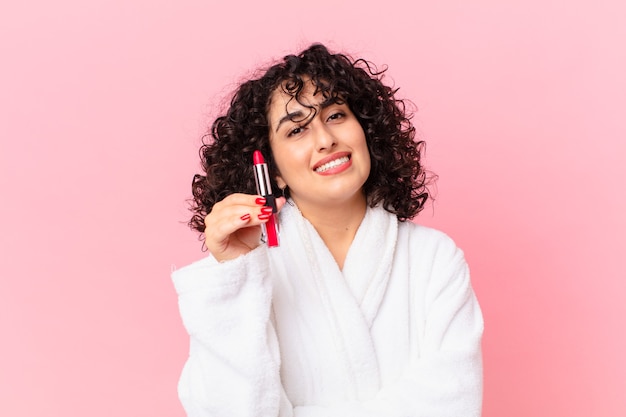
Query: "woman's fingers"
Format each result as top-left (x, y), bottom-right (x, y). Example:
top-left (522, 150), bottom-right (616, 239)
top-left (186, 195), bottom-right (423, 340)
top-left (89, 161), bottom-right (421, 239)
top-left (275, 196), bottom-right (287, 213)
top-left (205, 195), bottom-right (269, 235)
top-left (203, 193), bottom-right (282, 261)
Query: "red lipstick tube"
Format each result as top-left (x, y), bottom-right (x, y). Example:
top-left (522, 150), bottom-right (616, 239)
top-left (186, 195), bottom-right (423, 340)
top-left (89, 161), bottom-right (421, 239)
top-left (253, 150), bottom-right (279, 247)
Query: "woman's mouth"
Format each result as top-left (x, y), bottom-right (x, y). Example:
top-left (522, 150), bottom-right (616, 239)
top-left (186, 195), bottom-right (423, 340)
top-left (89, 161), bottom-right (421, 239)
top-left (314, 155), bottom-right (351, 173)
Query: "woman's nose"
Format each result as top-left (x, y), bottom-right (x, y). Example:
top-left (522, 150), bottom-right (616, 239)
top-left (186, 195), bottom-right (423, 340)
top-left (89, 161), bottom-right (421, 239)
top-left (314, 124), bottom-right (337, 152)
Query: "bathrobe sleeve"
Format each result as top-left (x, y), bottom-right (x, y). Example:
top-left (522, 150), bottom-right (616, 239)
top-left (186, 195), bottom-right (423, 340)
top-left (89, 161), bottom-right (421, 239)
top-left (172, 247), bottom-right (283, 417)
top-left (173, 225), bottom-right (482, 417)
top-left (284, 233), bottom-right (484, 417)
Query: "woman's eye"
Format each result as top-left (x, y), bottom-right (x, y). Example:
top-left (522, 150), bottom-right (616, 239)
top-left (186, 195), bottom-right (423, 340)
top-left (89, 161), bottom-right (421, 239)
top-left (327, 112), bottom-right (345, 121)
top-left (287, 126), bottom-right (303, 137)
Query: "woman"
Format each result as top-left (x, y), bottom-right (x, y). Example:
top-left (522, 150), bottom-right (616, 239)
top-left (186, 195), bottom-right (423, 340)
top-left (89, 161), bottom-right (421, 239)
top-left (173, 43), bottom-right (483, 416)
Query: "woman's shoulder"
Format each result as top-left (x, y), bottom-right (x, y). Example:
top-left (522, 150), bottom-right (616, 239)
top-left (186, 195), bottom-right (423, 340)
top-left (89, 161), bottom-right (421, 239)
top-left (398, 220), bottom-right (466, 264)
top-left (400, 220), bottom-right (458, 246)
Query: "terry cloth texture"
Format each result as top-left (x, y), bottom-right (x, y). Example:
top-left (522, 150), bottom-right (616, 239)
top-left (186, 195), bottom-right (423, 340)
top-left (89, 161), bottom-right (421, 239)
top-left (172, 202), bottom-right (484, 417)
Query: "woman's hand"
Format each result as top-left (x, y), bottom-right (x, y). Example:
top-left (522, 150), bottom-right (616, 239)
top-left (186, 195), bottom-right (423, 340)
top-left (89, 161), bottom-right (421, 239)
top-left (203, 193), bottom-right (287, 262)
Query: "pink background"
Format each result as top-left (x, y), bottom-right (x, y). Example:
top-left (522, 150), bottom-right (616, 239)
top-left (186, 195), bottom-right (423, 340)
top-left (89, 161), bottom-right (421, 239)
top-left (1, 0), bottom-right (624, 416)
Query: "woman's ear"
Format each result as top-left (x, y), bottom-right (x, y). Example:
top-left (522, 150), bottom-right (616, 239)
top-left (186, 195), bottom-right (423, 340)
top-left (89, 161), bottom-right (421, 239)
top-left (275, 175), bottom-right (287, 190)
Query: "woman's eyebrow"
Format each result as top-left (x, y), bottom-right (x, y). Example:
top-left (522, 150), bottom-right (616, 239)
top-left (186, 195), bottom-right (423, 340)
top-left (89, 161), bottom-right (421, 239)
top-left (275, 110), bottom-right (304, 133)
top-left (274, 98), bottom-right (342, 133)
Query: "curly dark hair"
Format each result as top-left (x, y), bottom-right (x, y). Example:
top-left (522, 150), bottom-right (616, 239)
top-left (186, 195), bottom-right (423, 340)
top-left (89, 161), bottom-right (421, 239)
top-left (189, 43), bottom-right (432, 235)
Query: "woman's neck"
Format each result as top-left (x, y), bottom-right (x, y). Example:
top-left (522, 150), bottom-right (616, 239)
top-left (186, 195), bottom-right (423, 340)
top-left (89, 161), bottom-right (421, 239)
top-left (294, 195), bottom-right (367, 270)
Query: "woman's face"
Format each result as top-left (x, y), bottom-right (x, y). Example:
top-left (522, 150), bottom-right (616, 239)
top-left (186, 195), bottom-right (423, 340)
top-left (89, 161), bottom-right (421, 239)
top-left (268, 80), bottom-right (371, 212)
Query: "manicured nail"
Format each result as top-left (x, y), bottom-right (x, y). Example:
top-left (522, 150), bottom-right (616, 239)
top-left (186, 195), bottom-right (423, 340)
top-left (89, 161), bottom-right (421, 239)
top-left (260, 206), bottom-right (273, 214)
top-left (240, 213), bottom-right (251, 221)
top-left (255, 197), bottom-right (266, 205)
top-left (258, 213), bottom-right (270, 220)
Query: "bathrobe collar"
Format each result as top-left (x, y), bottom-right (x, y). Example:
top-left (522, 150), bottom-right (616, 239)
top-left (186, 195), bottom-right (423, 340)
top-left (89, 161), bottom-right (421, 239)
top-left (273, 201), bottom-right (398, 401)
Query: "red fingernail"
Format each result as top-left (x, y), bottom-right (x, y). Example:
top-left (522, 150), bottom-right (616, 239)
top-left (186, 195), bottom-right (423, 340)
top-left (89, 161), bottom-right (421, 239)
top-left (255, 197), bottom-right (266, 205)
top-left (240, 213), bottom-right (251, 221)
top-left (258, 213), bottom-right (270, 220)
top-left (261, 206), bottom-right (273, 214)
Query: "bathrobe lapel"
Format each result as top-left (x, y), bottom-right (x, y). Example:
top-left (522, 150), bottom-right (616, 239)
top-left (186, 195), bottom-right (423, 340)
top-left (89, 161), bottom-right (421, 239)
top-left (270, 203), bottom-right (397, 405)
top-left (342, 204), bottom-right (398, 328)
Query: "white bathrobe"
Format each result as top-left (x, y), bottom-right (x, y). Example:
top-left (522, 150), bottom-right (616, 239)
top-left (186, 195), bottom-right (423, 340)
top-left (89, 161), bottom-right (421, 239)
top-left (172, 202), bottom-right (483, 417)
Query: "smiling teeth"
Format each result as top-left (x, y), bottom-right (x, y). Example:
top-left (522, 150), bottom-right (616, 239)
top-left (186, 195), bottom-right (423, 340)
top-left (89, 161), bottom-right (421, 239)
top-left (315, 156), bottom-right (350, 173)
